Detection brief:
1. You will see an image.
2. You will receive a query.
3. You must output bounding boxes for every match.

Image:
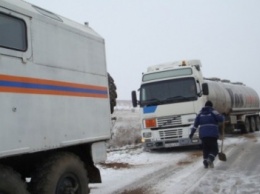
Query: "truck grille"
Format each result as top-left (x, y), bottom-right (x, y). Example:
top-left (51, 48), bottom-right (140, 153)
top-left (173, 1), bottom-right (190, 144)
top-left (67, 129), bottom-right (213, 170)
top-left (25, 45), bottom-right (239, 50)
top-left (157, 115), bottom-right (182, 128)
top-left (159, 128), bottom-right (183, 140)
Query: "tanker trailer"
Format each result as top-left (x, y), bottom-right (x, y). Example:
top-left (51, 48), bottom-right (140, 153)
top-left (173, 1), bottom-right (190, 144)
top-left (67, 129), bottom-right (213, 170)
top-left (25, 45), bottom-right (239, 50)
top-left (203, 78), bottom-right (260, 133)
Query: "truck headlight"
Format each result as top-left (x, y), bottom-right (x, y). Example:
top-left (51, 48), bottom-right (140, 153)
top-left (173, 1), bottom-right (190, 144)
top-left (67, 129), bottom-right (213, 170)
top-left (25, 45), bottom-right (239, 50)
top-left (188, 118), bottom-right (195, 122)
top-left (143, 132), bottom-right (152, 138)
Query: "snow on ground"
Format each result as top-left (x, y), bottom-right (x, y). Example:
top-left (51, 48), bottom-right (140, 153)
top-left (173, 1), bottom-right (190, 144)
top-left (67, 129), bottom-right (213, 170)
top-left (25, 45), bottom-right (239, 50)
top-left (90, 101), bottom-right (260, 194)
top-left (91, 136), bottom-right (258, 194)
top-left (152, 135), bottom-right (260, 194)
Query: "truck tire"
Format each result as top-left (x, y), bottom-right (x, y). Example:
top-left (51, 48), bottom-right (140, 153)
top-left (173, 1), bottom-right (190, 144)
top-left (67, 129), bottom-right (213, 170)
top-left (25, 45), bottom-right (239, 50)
top-left (240, 117), bottom-right (250, 134)
top-left (0, 165), bottom-right (29, 194)
top-left (256, 116), bottom-right (260, 131)
top-left (108, 73), bottom-right (117, 114)
top-left (250, 117), bottom-right (256, 132)
top-left (29, 152), bottom-right (90, 194)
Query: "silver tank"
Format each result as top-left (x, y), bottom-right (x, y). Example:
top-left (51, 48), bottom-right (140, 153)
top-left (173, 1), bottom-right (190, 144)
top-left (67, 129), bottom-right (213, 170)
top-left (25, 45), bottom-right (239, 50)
top-left (204, 79), bottom-right (260, 115)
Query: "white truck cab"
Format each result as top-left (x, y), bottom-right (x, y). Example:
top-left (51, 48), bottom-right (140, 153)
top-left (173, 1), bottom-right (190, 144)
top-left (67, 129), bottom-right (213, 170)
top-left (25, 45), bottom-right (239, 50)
top-left (132, 60), bottom-right (203, 149)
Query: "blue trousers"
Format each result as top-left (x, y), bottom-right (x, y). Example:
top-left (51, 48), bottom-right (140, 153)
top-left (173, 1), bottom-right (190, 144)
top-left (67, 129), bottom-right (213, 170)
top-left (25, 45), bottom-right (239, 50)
top-left (201, 137), bottom-right (219, 162)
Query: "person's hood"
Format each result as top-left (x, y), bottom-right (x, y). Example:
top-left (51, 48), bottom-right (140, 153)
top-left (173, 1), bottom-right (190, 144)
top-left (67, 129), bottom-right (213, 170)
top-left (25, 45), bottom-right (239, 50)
top-left (200, 106), bottom-right (213, 114)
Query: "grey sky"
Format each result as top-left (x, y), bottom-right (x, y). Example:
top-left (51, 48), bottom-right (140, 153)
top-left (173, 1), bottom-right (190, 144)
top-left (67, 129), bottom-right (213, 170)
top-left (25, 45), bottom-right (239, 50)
top-left (25, 0), bottom-right (260, 100)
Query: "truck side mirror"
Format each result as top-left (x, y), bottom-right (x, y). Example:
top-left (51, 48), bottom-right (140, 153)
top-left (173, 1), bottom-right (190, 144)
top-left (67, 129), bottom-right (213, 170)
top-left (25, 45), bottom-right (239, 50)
top-left (131, 91), bottom-right (138, 107)
top-left (202, 83), bottom-right (209, 95)
top-left (196, 80), bottom-right (202, 97)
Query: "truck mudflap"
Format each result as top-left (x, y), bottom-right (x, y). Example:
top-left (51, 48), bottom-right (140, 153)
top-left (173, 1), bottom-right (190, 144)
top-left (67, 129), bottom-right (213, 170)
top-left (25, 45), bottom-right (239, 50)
top-left (144, 138), bottom-right (201, 149)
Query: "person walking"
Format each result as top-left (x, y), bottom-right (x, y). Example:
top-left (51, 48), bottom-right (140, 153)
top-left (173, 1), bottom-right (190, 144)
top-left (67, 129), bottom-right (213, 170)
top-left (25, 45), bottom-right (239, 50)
top-left (189, 100), bottom-right (224, 168)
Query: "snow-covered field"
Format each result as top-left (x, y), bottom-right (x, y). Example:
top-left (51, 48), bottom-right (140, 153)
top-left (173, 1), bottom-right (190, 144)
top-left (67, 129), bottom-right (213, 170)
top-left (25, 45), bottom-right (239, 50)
top-left (90, 101), bottom-right (260, 194)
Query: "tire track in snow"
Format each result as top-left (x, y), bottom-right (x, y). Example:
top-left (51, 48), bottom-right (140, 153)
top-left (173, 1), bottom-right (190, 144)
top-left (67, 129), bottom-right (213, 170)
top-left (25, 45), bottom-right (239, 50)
top-left (112, 150), bottom-right (204, 194)
top-left (126, 142), bottom-right (236, 194)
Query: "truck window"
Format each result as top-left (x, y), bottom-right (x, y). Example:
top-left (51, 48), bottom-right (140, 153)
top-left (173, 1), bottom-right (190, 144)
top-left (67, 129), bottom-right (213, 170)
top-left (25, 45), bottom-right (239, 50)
top-left (140, 77), bottom-right (197, 106)
top-left (0, 13), bottom-right (27, 51)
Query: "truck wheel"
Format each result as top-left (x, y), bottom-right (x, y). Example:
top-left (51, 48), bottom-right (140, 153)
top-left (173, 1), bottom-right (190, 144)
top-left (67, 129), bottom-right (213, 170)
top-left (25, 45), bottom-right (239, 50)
top-left (108, 73), bottom-right (117, 114)
top-left (0, 165), bottom-right (29, 194)
top-left (244, 117), bottom-right (250, 133)
top-left (256, 116), bottom-right (260, 131)
top-left (250, 117), bottom-right (256, 132)
top-left (29, 152), bottom-right (90, 194)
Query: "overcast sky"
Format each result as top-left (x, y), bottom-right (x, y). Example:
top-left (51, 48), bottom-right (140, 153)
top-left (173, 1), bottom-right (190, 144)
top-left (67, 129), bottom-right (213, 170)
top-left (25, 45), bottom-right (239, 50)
top-left (24, 0), bottom-right (260, 100)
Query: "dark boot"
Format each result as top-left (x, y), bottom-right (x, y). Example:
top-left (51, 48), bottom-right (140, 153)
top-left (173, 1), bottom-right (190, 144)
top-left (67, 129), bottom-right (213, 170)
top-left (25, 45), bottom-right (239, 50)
top-left (203, 159), bottom-right (208, 168)
top-left (208, 154), bottom-right (215, 168)
top-left (208, 159), bottom-right (214, 168)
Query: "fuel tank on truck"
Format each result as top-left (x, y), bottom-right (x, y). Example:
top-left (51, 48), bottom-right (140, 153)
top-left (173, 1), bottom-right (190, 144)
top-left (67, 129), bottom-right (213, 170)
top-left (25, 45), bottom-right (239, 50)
top-left (204, 78), bottom-right (260, 115)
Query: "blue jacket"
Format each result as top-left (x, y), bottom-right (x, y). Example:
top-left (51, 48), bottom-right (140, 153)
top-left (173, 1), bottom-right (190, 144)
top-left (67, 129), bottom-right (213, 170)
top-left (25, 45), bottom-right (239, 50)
top-left (191, 106), bottom-right (224, 139)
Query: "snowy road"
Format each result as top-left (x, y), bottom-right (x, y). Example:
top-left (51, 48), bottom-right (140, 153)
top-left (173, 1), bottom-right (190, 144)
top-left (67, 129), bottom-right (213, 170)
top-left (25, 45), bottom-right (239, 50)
top-left (90, 132), bottom-right (260, 194)
top-left (154, 133), bottom-right (260, 194)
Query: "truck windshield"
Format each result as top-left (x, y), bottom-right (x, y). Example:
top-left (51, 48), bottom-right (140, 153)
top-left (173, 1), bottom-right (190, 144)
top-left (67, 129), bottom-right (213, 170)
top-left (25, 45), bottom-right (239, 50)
top-left (140, 77), bottom-right (197, 107)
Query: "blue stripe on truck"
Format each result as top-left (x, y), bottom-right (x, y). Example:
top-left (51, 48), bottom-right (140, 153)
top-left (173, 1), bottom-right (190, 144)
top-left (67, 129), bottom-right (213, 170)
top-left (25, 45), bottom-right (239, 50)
top-left (143, 106), bottom-right (157, 114)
